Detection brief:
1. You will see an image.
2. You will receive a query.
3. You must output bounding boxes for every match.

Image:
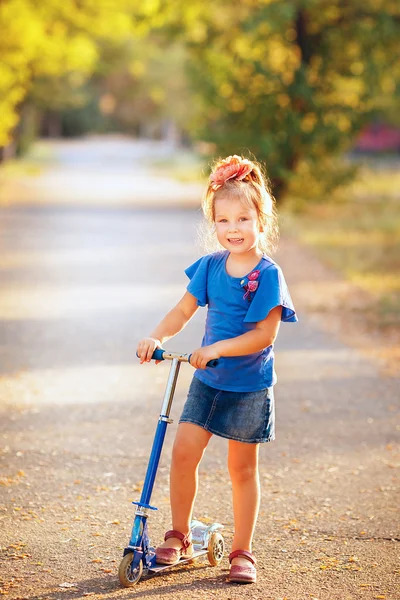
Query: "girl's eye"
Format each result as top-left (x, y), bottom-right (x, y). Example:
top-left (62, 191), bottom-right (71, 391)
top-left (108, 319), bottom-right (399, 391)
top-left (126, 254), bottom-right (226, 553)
top-left (239, 217), bottom-right (248, 221)
top-left (217, 219), bottom-right (227, 223)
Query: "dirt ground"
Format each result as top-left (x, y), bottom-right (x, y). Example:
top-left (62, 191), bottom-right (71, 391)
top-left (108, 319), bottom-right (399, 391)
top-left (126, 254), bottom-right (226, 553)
top-left (0, 138), bottom-right (399, 600)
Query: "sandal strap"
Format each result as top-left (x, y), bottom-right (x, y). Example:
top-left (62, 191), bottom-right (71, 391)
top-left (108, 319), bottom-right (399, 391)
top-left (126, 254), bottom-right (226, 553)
top-left (229, 550), bottom-right (256, 565)
top-left (164, 529), bottom-right (192, 549)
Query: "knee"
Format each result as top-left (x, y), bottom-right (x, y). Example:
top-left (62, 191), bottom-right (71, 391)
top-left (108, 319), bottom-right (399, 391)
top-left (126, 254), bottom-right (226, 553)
top-left (228, 459), bottom-right (258, 484)
top-left (172, 437), bottom-right (203, 469)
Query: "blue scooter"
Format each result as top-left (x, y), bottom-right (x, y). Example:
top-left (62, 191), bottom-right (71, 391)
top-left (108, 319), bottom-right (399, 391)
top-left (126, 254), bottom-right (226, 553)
top-left (118, 349), bottom-right (225, 587)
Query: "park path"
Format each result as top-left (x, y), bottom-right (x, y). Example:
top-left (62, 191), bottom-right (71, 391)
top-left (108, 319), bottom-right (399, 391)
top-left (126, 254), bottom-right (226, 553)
top-left (0, 137), bottom-right (398, 600)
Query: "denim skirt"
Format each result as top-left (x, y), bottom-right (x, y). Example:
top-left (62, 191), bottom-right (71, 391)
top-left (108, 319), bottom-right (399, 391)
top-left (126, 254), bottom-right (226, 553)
top-left (178, 376), bottom-right (275, 444)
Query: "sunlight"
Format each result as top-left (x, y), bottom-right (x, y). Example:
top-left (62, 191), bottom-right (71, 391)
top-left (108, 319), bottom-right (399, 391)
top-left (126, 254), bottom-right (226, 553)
top-left (276, 348), bottom-right (377, 381)
top-left (0, 356), bottom-right (199, 411)
top-left (0, 248), bottom-right (131, 269)
top-left (0, 363), bottom-right (171, 409)
top-left (0, 283), bottom-right (183, 320)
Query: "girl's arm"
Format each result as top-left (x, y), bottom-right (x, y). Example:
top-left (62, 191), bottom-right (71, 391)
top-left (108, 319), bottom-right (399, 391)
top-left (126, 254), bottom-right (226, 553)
top-left (190, 305), bottom-right (282, 369)
top-left (137, 291), bottom-right (199, 363)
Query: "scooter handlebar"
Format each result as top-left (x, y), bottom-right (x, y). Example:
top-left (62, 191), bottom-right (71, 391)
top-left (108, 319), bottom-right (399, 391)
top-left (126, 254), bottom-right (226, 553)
top-left (137, 348), bottom-right (218, 368)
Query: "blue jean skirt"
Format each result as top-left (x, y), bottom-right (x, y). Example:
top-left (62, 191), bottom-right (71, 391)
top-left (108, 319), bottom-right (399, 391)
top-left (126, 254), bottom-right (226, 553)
top-left (178, 376), bottom-right (275, 444)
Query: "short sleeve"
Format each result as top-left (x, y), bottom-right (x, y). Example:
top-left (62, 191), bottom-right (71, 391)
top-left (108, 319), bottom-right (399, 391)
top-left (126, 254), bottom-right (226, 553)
top-left (243, 264), bottom-right (298, 323)
top-left (184, 256), bottom-right (210, 307)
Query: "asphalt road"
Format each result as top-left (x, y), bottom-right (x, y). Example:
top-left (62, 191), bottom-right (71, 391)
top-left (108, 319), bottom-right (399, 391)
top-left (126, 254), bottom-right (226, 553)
top-left (0, 139), bottom-right (399, 600)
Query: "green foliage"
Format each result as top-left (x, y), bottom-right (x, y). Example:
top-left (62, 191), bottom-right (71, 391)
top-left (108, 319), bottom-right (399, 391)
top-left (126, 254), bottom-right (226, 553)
top-left (1, 0), bottom-right (399, 202)
top-left (0, 1), bottom-right (193, 147)
top-left (0, 0), bottom-right (133, 146)
top-left (92, 38), bottom-right (194, 136)
top-left (168, 0), bottom-right (400, 199)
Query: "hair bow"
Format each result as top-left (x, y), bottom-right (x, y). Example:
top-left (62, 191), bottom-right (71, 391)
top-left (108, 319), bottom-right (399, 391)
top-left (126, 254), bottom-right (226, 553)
top-left (209, 155), bottom-right (253, 191)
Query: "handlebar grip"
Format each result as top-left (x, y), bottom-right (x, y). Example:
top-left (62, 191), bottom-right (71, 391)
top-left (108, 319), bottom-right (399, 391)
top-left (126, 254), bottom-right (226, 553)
top-left (136, 349), bottom-right (218, 368)
top-left (152, 348), bottom-right (165, 361)
top-left (135, 349), bottom-right (165, 361)
top-left (188, 354), bottom-right (218, 368)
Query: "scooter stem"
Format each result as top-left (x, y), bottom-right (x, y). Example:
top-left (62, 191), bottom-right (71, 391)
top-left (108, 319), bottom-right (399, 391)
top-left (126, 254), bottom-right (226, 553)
top-left (137, 358), bottom-right (181, 509)
top-left (160, 358), bottom-right (181, 419)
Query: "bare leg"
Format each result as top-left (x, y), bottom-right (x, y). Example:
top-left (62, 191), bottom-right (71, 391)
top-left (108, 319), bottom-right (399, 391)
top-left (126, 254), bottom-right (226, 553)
top-left (159, 423), bottom-right (212, 550)
top-left (228, 440), bottom-right (260, 567)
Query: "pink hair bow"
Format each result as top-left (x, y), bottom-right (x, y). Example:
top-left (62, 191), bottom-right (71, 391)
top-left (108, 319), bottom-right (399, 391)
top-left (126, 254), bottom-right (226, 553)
top-left (209, 155), bottom-right (253, 191)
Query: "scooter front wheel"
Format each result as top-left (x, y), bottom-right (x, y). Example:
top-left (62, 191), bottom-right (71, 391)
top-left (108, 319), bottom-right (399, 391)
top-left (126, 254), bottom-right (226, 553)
top-left (118, 553), bottom-right (143, 587)
top-left (207, 531), bottom-right (225, 566)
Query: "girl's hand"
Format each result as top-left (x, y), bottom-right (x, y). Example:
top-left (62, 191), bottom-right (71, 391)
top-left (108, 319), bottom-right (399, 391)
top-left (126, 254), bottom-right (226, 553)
top-left (190, 345), bottom-right (220, 370)
top-left (137, 337), bottom-right (162, 364)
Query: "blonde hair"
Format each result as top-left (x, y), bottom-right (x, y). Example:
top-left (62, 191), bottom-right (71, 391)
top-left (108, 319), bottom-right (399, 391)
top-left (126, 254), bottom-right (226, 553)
top-left (200, 155), bottom-right (279, 255)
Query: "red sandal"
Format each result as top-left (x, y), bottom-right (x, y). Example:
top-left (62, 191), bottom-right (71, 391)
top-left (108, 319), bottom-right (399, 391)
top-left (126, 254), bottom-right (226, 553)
top-left (155, 529), bottom-right (193, 565)
top-left (228, 550), bottom-right (257, 583)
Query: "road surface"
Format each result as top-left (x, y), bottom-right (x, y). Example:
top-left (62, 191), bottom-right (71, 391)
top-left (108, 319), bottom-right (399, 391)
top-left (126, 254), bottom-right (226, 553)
top-left (0, 138), bottom-right (398, 600)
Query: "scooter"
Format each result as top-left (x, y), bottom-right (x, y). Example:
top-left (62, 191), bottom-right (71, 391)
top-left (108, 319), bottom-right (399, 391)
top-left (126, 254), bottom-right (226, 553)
top-left (118, 349), bottom-right (225, 587)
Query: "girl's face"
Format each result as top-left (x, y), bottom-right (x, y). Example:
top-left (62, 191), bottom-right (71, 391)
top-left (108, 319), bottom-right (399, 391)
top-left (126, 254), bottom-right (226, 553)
top-left (214, 197), bottom-right (262, 256)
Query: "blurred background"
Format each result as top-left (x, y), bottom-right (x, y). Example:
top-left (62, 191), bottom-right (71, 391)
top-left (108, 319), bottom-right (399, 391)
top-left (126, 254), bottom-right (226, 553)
top-left (0, 3), bottom-right (399, 597)
top-left (0, 0), bottom-right (399, 342)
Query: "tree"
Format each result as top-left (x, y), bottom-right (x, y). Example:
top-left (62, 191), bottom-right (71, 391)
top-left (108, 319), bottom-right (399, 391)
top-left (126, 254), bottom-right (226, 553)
top-left (85, 37), bottom-right (194, 140)
top-left (0, 0), bottom-right (134, 154)
top-left (0, 0), bottom-right (194, 155)
top-left (2, 0), bottom-right (399, 202)
top-left (157, 0), bottom-right (400, 199)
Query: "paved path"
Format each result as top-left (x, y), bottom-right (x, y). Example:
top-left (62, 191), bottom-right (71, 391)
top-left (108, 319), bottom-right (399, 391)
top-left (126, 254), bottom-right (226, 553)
top-left (0, 137), bottom-right (203, 207)
top-left (0, 139), bottom-right (398, 600)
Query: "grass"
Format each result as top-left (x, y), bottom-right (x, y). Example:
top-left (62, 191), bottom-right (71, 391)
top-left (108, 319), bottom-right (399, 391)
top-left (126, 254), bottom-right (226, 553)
top-left (282, 160), bottom-right (400, 331)
top-left (0, 141), bottom-right (57, 199)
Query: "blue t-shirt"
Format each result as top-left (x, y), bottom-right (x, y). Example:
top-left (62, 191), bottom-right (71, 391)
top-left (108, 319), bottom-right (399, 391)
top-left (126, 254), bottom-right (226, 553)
top-left (185, 250), bottom-right (297, 392)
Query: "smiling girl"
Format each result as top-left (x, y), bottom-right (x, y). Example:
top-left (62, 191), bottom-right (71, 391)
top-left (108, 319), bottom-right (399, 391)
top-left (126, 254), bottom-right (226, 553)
top-left (137, 155), bottom-right (297, 584)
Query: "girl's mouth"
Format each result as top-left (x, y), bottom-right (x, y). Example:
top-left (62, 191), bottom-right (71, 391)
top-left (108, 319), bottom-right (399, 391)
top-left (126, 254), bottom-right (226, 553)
top-left (228, 238), bottom-right (244, 245)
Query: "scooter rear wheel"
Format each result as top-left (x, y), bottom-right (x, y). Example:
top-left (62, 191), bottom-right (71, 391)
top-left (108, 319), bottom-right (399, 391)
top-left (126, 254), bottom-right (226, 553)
top-left (118, 553), bottom-right (143, 587)
top-left (207, 531), bottom-right (225, 566)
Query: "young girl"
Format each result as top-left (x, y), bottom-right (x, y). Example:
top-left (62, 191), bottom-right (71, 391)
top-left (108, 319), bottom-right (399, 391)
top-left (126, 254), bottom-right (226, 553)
top-left (137, 155), bottom-right (297, 584)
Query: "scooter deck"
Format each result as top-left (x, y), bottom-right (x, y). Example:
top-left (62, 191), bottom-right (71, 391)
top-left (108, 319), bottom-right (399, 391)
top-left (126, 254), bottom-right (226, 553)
top-left (148, 547), bottom-right (207, 573)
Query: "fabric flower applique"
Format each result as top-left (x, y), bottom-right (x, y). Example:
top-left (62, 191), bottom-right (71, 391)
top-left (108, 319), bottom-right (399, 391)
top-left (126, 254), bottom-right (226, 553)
top-left (209, 155), bottom-right (253, 191)
top-left (240, 270), bottom-right (260, 301)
